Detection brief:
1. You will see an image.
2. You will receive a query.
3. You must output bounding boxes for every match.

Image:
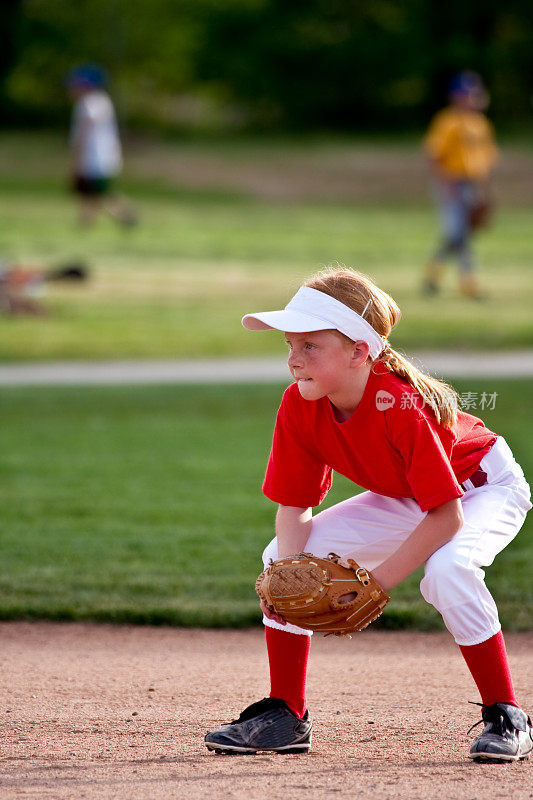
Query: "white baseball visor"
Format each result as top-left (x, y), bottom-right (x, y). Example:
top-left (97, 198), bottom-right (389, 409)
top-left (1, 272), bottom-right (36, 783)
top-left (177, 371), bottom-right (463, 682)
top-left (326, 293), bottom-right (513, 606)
top-left (242, 286), bottom-right (385, 360)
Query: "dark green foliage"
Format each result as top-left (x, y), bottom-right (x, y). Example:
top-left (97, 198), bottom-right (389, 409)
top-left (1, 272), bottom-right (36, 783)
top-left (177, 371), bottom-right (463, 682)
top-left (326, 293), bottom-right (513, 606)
top-left (2, 1), bottom-right (533, 129)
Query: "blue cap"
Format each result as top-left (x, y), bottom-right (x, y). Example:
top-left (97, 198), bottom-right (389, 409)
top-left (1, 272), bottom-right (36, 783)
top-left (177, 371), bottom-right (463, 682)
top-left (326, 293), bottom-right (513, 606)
top-left (448, 71), bottom-right (484, 95)
top-left (66, 64), bottom-right (107, 89)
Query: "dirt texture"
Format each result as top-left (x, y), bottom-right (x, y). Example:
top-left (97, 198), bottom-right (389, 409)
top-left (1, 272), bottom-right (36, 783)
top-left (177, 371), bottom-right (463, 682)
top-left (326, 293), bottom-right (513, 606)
top-left (128, 141), bottom-right (533, 206)
top-left (0, 623), bottom-right (531, 800)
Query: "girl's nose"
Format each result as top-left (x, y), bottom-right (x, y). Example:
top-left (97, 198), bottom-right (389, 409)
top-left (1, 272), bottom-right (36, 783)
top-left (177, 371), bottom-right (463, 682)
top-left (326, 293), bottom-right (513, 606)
top-left (287, 349), bottom-right (301, 368)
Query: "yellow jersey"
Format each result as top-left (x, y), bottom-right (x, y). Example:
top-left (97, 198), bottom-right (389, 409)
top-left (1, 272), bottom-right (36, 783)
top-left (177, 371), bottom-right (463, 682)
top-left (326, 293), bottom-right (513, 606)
top-left (424, 107), bottom-right (498, 181)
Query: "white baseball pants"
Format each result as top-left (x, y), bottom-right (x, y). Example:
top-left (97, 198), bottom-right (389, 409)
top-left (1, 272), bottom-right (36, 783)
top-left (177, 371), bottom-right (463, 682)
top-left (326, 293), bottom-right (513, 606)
top-left (262, 436), bottom-right (531, 646)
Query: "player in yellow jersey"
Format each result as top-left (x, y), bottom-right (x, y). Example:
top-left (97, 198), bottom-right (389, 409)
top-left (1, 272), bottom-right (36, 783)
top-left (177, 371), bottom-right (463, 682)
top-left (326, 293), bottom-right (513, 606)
top-left (423, 72), bottom-right (498, 299)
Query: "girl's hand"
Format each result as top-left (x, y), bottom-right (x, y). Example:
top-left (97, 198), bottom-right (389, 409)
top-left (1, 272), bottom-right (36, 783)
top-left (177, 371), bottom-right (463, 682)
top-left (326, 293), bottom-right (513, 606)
top-left (260, 599), bottom-right (286, 625)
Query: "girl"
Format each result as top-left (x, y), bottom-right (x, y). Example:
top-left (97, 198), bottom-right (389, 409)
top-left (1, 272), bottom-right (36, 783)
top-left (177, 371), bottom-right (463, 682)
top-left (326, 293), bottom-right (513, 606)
top-left (205, 267), bottom-right (532, 762)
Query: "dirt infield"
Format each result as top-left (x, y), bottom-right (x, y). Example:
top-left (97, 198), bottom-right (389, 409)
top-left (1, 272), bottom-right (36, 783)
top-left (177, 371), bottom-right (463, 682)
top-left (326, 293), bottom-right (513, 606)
top-left (127, 140), bottom-right (533, 206)
top-left (1, 624), bottom-right (531, 800)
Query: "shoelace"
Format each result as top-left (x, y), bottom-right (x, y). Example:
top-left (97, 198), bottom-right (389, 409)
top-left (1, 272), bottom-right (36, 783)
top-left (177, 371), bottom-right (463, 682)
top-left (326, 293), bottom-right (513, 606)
top-left (231, 697), bottom-right (281, 724)
top-left (467, 700), bottom-right (487, 736)
top-left (467, 718), bottom-right (485, 736)
top-left (466, 701), bottom-right (505, 737)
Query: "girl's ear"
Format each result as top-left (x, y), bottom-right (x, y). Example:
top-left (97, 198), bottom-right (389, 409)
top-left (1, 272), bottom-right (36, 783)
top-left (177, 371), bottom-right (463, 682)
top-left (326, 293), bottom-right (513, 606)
top-left (351, 340), bottom-right (370, 366)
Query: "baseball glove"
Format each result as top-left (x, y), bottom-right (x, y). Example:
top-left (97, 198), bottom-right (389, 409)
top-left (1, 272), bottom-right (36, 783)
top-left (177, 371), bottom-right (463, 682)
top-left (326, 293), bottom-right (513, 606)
top-left (468, 199), bottom-right (493, 230)
top-left (256, 552), bottom-right (390, 637)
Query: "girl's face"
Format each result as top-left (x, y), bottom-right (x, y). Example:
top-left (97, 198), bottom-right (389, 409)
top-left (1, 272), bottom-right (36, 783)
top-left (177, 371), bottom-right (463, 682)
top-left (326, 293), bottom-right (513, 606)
top-left (285, 330), bottom-right (363, 405)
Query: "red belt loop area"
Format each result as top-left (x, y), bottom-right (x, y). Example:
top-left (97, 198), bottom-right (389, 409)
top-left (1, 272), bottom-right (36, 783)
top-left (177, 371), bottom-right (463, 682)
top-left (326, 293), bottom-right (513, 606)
top-left (461, 467), bottom-right (488, 491)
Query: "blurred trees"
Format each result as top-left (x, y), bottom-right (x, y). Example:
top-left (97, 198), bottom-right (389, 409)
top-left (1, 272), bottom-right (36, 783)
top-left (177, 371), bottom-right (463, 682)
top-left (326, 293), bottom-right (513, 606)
top-left (2, 0), bottom-right (532, 131)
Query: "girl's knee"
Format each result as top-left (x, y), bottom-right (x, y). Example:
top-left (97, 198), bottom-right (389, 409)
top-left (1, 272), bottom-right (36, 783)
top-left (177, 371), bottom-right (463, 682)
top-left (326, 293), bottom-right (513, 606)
top-left (424, 548), bottom-right (469, 583)
top-left (420, 547), bottom-right (484, 607)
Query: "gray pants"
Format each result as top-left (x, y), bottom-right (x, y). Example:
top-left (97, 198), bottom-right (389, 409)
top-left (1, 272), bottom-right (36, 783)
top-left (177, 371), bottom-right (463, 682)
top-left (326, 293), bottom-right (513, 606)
top-left (432, 179), bottom-right (479, 274)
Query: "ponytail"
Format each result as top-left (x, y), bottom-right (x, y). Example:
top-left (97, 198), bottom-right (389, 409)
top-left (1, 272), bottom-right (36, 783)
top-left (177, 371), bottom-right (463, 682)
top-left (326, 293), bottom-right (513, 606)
top-left (377, 345), bottom-right (459, 427)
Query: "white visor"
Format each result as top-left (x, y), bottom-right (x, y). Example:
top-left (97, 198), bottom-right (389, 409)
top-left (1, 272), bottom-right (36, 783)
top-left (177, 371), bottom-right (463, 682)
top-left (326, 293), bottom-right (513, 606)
top-left (242, 286), bottom-right (385, 360)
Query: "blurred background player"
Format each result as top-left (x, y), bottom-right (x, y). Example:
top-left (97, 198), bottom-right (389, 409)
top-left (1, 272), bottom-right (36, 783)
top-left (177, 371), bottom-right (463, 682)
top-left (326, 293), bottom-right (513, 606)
top-left (0, 258), bottom-right (88, 315)
top-left (66, 64), bottom-right (137, 228)
top-left (423, 71), bottom-right (498, 299)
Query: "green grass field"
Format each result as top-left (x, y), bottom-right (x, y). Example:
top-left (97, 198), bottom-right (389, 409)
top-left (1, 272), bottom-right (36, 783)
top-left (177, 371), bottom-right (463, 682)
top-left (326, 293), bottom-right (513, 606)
top-left (1, 133), bottom-right (532, 360)
top-left (2, 379), bottom-right (532, 630)
top-left (1, 134), bottom-right (532, 630)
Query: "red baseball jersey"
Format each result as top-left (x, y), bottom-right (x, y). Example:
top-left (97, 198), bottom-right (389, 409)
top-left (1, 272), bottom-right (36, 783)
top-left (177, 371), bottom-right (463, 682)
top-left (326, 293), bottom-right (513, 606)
top-left (263, 365), bottom-right (497, 512)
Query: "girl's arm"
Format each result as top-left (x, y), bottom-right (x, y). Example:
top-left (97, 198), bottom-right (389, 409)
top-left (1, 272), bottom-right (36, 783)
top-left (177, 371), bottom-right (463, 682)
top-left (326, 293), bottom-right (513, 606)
top-left (372, 497), bottom-right (464, 592)
top-left (275, 504), bottom-right (313, 558)
top-left (260, 504), bottom-right (312, 624)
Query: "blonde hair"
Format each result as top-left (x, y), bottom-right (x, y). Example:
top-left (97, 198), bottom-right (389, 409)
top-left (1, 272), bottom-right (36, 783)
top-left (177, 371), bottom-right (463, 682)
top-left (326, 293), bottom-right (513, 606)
top-left (304, 266), bottom-right (459, 427)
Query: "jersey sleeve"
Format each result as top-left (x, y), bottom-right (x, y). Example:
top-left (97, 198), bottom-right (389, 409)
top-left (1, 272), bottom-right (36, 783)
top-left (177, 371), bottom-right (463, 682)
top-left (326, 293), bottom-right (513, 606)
top-left (394, 415), bottom-right (464, 512)
top-left (262, 389), bottom-right (332, 508)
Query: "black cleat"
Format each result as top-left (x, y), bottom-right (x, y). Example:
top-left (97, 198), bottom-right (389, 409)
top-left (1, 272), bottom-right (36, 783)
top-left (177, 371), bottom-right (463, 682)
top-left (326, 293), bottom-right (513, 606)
top-left (204, 697), bottom-right (312, 754)
top-left (469, 702), bottom-right (533, 762)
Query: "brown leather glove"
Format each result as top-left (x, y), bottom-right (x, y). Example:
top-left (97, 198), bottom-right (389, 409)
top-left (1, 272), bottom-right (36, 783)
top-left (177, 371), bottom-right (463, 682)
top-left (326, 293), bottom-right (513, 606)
top-left (256, 552), bottom-right (390, 637)
top-left (468, 199), bottom-right (493, 230)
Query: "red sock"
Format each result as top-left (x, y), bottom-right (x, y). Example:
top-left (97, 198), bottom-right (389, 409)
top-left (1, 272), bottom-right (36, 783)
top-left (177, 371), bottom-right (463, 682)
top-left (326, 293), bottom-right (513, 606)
top-left (459, 631), bottom-right (519, 708)
top-left (265, 626), bottom-right (311, 719)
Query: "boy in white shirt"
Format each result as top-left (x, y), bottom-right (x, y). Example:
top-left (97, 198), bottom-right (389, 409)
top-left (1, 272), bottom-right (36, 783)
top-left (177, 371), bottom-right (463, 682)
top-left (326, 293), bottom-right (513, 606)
top-left (67, 64), bottom-right (137, 227)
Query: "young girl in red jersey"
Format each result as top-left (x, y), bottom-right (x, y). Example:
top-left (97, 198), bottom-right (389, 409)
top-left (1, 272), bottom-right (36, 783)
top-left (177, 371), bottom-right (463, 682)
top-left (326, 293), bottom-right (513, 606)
top-left (205, 267), bottom-right (532, 762)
